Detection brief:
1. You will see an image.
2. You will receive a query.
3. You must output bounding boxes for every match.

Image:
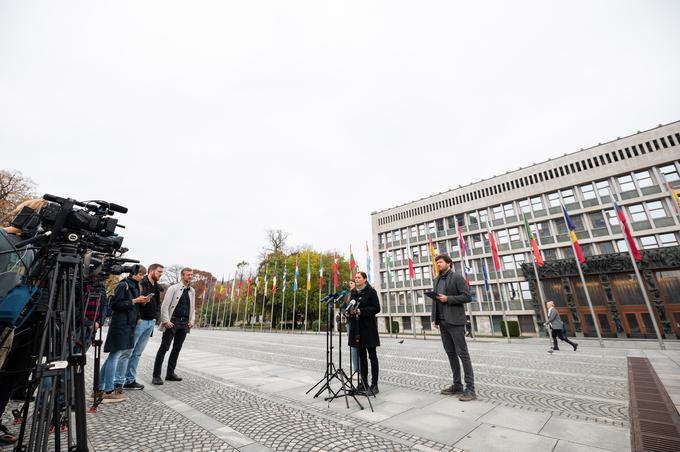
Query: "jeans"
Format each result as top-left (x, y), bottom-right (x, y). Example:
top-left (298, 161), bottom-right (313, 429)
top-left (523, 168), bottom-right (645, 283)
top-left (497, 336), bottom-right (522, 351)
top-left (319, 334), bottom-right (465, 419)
top-left (350, 347), bottom-right (359, 373)
top-left (100, 349), bottom-right (130, 392)
top-left (153, 323), bottom-right (188, 378)
top-left (439, 321), bottom-right (475, 392)
top-left (115, 319), bottom-right (155, 385)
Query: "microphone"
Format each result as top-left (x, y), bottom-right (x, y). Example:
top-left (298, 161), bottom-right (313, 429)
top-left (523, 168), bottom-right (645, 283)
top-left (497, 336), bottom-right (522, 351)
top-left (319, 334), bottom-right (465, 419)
top-left (320, 290), bottom-right (347, 302)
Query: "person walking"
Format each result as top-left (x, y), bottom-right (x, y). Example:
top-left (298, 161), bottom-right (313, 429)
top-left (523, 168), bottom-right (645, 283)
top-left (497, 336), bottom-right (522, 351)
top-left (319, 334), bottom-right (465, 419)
top-left (545, 301), bottom-right (578, 351)
top-left (431, 254), bottom-right (476, 402)
top-left (152, 268), bottom-right (195, 385)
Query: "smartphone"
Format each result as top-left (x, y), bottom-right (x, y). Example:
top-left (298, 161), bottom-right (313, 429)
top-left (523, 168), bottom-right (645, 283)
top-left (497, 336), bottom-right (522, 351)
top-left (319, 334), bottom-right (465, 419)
top-left (145, 293), bottom-right (156, 298)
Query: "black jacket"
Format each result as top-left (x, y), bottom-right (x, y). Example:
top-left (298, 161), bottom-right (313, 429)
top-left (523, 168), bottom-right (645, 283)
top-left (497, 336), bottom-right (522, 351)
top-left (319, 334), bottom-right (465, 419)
top-left (104, 277), bottom-right (140, 353)
top-left (347, 284), bottom-right (381, 348)
top-left (139, 276), bottom-right (161, 320)
top-left (431, 270), bottom-right (471, 326)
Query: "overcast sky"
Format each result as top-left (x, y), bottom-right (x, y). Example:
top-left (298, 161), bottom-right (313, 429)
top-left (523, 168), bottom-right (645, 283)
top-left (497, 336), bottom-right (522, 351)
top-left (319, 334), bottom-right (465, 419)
top-left (2, 1), bottom-right (679, 278)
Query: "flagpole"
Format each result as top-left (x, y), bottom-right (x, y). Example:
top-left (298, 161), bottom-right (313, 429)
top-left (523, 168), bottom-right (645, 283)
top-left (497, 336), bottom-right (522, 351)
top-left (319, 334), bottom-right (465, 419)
top-left (318, 256), bottom-right (323, 334)
top-left (235, 276), bottom-right (243, 329)
top-left (487, 228), bottom-right (511, 344)
top-left (385, 244), bottom-right (393, 337)
top-left (226, 274), bottom-right (236, 328)
top-left (304, 253), bottom-right (310, 334)
top-left (280, 262), bottom-right (287, 332)
top-left (457, 223), bottom-right (475, 341)
top-left (405, 234), bottom-right (417, 339)
top-left (612, 194), bottom-right (665, 350)
top-left (250, 274), bottom-right (258, 330)
top-left (270, 262), bottom-right (277, 333)
top-left (561, 205), bottom-right (603, 348)
top-left (215, 275), bottom-right (225, 327)
top-left (292, 256), bottom-right (299, 333)
top-left (260, 268), bottom-right (268, 331)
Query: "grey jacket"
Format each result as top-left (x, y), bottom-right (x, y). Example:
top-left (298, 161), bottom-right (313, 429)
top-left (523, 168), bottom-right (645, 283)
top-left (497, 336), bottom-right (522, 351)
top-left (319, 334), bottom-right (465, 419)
top-left (159, 282), bottom-right (196, 332)
top-left (546, 307), bottom-right (564, 330)
top-left (431, 271), bottom-right (471, 326)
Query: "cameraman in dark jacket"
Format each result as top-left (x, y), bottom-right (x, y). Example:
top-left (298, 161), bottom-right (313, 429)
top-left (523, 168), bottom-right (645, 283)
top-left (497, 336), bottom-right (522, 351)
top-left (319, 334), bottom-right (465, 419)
top-left (431, 254), bottom-right (476, 401)
top-left (347, 272), bottom-right (381, 394)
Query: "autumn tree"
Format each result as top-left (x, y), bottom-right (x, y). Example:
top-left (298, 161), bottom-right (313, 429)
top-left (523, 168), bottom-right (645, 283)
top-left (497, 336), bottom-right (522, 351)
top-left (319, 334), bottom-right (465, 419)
top-left (0, 169), bottom-right (37, 224)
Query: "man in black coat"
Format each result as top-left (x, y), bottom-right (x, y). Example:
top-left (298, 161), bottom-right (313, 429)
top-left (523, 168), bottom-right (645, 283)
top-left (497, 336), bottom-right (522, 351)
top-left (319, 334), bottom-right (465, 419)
top-left (347, 271), bottom-right (381, 394)
top-left (431, 254), bottom-right (476, 401)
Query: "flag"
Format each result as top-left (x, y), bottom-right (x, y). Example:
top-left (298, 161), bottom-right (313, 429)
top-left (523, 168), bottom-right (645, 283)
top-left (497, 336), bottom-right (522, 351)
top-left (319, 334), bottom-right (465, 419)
top-left (427, 235), bottom-right (439, 277)
top-left (319, 256), bottom-right (324, 290)
top-left (523, 215), bottom-right (544, 267)
top-left (237, 273), bottom-right (243, 298)
top-left (204, 279), bottom-right (212, 301)
top-left (406, 245), bottom-right (415, 279)
top-left (349, 245), bottom-right (357, 278)
top-left (481, 260), bottom-right (490, 292)
top-left (282, 262), bottom-right (287, 292)
top-left (306, 254), bottom-right (311, 290)
top-left (272, 262), bottom-right (278, 295)
top-left (365, 242), bottom-right (372, 283)
top-left (614, 201), bottom-right (642, 261)
top-left (670, 183), bottom-right (680, 210)
top-left (293, 256), bottom-right (299, 291)
top-left (385, 249), bottom-right (393, 285)
top-left (218, 276), bottom-right (224, 301)
top-left (457, 225), bottom-right (471, 286)
top-left (263, 268), bottom-right (269, 299)
top-left (488, 229), bottom-right (501, 272)
top-left (562, 206), bottom-right (586, 263)
top-left (333, 253), bottom-right (339, 289)
top-left (246, 272), bottom-right (252, 298)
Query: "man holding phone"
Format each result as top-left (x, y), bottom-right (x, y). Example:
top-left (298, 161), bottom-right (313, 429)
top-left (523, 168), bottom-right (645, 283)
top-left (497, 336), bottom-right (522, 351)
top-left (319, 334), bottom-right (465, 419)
top-left (117, 263), bottom-right (164, 390)
top-left (431, 254), bottom-right (476, 401)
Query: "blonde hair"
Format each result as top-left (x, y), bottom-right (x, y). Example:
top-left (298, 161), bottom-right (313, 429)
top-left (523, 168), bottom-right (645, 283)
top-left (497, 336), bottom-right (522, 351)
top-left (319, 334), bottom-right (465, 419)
top-left (2, 198), bottom-right (48, 233)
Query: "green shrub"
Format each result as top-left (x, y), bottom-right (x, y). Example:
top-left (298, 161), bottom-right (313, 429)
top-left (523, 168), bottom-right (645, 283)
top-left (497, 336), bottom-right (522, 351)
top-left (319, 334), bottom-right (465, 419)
top-left (500, 320), bottom-right (520, 337)
top-left (387, 320), bottom-right (400, 334)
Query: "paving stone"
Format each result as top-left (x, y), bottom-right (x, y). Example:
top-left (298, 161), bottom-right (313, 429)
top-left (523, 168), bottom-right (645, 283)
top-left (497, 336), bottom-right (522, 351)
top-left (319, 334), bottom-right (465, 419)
top-left (455, 423), bottom-right (557, 452)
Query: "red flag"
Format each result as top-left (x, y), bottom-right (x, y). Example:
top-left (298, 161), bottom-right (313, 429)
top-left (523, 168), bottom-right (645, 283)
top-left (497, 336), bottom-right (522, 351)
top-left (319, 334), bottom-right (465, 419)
top-left (615, 202), bottom-right (642, 261)
top-left (406, 246), bottom-right (415, 279)
top-left (237, 274), bottom-right (243, 298)
top-left (349, 245), bottom-right (357, 278)
top-left (488, 229), bottom-right (501, 272)
top-left (333, 254), bottom-right (339, 289)
top-left (246, 273), bottom-right (252, 297)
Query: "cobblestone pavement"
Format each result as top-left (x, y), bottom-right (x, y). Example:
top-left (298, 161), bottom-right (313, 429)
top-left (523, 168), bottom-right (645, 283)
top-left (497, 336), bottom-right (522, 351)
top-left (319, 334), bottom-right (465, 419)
top-left (185, 329), bottom-right (629, 426)
top-left (1, 329), bottom-right (638, 451)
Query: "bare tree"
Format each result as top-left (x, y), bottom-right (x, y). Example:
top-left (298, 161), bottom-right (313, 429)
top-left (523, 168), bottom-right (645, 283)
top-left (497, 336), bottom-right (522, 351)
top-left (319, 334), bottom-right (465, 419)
top-left (260, 229), bottom-right (289, 259)
top-left (0, 169), bottom-right (37, 224)
top-left (161, 264), bottom-right (184, 286)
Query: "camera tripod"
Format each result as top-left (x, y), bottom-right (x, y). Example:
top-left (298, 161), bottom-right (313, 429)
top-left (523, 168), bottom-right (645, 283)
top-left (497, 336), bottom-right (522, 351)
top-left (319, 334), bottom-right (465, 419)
top-left (305, 296), bottom-right (373, 411)
top-left (15, 246), bottom-right (90, 452)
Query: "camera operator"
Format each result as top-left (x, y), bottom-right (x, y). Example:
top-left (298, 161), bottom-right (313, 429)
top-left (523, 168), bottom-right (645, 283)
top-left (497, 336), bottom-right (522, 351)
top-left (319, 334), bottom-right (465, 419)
top-left (116, 263), bottom-right (164, 390)
top-left (97, 265), bottom-right (151, 401)
top-left (0, 199), bottom-right (46, 446)
top-left (346, 271), bottom-right (381, 395)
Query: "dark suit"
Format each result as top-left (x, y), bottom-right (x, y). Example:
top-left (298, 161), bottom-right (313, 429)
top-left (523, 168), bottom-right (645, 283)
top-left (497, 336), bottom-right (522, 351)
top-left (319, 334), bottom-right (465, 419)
top-left (348, 284), bottom-right (380, 386)
top-left (431, 269), bottom-right (475, 391)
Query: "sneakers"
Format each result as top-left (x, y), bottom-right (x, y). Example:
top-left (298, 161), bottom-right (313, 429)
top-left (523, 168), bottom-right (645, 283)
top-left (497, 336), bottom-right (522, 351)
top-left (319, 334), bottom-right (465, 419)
top-left (440, 385), bottom-right (465, 396)
top-left (0, 423), bottom-right (17, 445)
top-left (123, 381), bottom-right (145, 390)
top-left (573, 343), bottom-right (578, 351)
top-left (459, 388), bottom-right (477, 402)
top-left (152, 377), bottom-right (164, 385)
top-left (102, 391), bottom-right (127, 402)
top-left (165, 373), bottom-right (182, 382)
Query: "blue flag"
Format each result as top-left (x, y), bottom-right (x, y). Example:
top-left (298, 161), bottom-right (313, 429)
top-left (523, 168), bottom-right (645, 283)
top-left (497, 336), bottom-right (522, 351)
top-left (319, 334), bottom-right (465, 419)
top-left (482, 260), bottom-right (490, 293)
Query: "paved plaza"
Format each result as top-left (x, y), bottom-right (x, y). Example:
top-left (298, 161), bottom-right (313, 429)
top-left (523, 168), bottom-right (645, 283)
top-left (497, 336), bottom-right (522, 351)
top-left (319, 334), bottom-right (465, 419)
top-left (3, 330), bottom-right (680, 451)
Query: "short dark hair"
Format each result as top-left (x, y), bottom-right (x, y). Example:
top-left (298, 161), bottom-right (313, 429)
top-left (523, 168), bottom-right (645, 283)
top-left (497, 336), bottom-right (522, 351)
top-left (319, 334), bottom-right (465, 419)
top-left (435, 254), bottom-right (453, 265)
top-left (357, 271), bottom-right (368, 280)
top-left (180, 267), bottom-right (193, 276)
top-left (148, 263), bottom-right (164, 272)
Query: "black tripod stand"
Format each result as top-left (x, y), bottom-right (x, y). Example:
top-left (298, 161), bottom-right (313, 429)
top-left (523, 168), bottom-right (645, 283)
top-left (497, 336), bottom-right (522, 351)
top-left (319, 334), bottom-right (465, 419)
top-left (305, 296), bottom-right (372, 411)
top-left (15, 247), bottom-right (89, 452)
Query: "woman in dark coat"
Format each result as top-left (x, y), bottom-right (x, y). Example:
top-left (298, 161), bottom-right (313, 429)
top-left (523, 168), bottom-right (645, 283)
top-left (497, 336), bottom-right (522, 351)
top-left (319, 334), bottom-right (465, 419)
top-left (347, 272), bottom-right (381, 394)
top-left (98, 265), bottom-right (150, 400)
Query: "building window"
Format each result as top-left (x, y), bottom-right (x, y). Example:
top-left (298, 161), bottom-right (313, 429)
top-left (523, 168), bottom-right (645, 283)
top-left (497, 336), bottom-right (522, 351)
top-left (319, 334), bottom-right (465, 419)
top-left (497, 229), bottom-right (509, 244)
top-left (386, 231), bottom-right (393, 243)
top-left (660, 233), bottom-right (679, 247)
top-left (561, 189), bottom-right (576, 204)
top-left (513, 253), bottom-right (525, 268)
top-left (508, 227), bottom-right (521, 242)
top-left (589, 211), bottom-right (607, 229)
top-left (599, 242), bottom-right (615, 254)
top-left (628, 204), bottom-right (647, 222)
top-left (581, 244), bottom-right (593, 257)
top-left (411, 225), bottom-right (417, 238)
top-left (472, 233), bottom-right (483, 248)
top-left (507, 282), bottom-right (521, 300)
top-left (570, 214), bottom-right (585, 231)
top-left (519, 199), bottom-right (531, 214)
top-left (418, 224), bottom-right (426, 236)
top-left (536, 221), bottom-right (551, 241)
top-left (394, 229), bottom-right (401, 241)
top-left (479, 210), bottom-right (488, 224)
top-left (457, 214), bottom-right (466, 227)
top-left (580, 183), bottom-right (596, 200)
top-left (414, 267), bottom-right (423, 280)
top-left (660, 164), bottom-right (680, 182)
top-left (394, 248), bottom-right (403, 262)
top-left (634, 170), bottom-right (654, 188)
top-left (548, 192), bottom-right (560, 208)
top-left (616, 239), bottom-right (628, 252)
top-left (412, 246), bottom-right (420, 258)
top-left (493, 205), bottom-right (503, 220)
top-left (469, 211), bottom-right (478, 225)
top-left (606, 209), bottom-right (620, 226)
top-left (640, 235), bottom-right (658, 249)
top-left (618, 175), bottom-right (635, 192)
top-left (530, 196), bottom-right (544, 211)
top-left (646, 200), bottom-right (667, 219)
top-left (543, 248), bottom-right (558, 260)
top-left (436, 218), bottom-right (445, 232)
top-left (555, 218), bottom-right (568, 235)
top-left (520, 281), bottom-right (531, 300)
top-left (596, 180), bottom-right (610, 197)
top-left (502, 255), bottom-right (514, 271)
top-left (503, 203), bottom-right (516, 218)
top-left (428, 222), bottom-right (436, 234)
